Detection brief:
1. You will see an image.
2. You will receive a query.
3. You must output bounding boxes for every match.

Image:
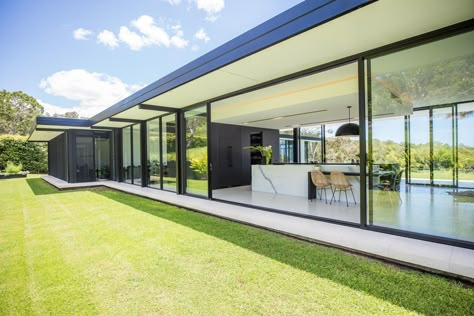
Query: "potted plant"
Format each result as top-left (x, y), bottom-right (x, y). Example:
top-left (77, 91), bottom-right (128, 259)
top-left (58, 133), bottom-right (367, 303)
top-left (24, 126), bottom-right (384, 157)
top-left (244, 145), bottom-right (273, 165)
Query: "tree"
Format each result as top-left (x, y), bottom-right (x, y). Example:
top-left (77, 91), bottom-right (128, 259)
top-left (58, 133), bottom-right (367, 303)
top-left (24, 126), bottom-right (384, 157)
top-left (52, 111), bottom-right (79, 119)
top-left (0, 90), bottom-right (43, 135)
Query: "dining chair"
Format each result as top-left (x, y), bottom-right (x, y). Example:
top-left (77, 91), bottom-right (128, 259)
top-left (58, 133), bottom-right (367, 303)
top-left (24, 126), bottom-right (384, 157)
top-left (310, 170), bottom-right (332, 204)
top-left (329, 171), bottom-right (356, 207)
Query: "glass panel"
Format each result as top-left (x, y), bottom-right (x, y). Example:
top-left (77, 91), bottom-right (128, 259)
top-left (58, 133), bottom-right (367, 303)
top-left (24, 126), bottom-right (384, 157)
top-left (279, 129), bottom-right (293, 163)
top-left (210, 62), bottom-right (360, 224)
top-left (147, 119), bottom-right (160, 188)
top-left (457, 102), bottom-right (474, 188)
top-left (75, 136), bottom-right (94, 182)
top-left (433, 107), bottom-right (454, 186)
top-left (325, 123), bottom-right (359, 163)
top-left (122, 126), bottom-right (132, 184)
top-left (162, 114), bottom-right (177, 192)
top-left (133, 124), bottom-right (142, 185)
top-left (300, 126), bottom-right (322, 163)
top-left (368, 31), bottom-right (474, 242)
top-left (95, 136), bottom-right (110, 180)
top-left (185, 106), bottom-right (208, 196)
top-left (409, 110), bottom-right (430, 185)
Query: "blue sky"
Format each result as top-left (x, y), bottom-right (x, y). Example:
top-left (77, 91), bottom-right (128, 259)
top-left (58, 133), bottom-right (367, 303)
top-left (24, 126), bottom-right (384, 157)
top-left (0, 0), bottom-right (302, 117)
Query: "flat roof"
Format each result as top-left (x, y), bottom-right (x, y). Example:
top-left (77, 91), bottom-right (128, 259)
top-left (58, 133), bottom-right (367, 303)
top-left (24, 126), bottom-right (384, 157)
top-left (29, 0), bottom-right (474, 140)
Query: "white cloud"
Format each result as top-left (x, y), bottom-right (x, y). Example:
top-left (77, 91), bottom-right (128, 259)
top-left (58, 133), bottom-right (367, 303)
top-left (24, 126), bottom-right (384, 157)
top-left (118, 26), bottom-right (146, 51)
top-left (165, 0), bottom-right (182, 5)
top-left (193, 0), bottom-right (224, 21)
top-left (97, 30), bottom-right (119, 49)
top-left (117, 15), bottom-right (188, 51)
top-left (39, 69), bottom-right (144, 118)
top-left (194, 0), bottom-right (224, 14)
top-left (194, 28), bottom-right (210, 43)
top-left (73, 28), bottom-right (93, 40)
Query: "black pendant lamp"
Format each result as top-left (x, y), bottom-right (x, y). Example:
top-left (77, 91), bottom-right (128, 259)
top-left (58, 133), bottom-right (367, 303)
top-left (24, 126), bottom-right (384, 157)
top-left (335, 106), bottom-right (359, 137)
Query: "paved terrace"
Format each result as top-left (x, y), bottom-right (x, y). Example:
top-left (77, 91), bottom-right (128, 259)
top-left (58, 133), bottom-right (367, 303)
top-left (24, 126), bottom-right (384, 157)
top-left (42, 175), bottom-right (474, 281)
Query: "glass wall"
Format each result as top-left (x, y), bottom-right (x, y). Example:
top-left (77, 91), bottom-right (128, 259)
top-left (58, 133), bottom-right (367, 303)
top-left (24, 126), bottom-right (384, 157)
top-left (147, 119), bottom-right (160, 188)
top-left (368, 31), bottom-right (474, 242)
top-left (210, 62), bottom-right (360, 224)
top-left (122, 126), bottom-right (132, 183)
top-left (162, 114), bottom-right (177, 192)
top-left (184, 106), bottom-right (208, 196)
top-left (457, 102), bottom-right (474, 188)
top-left (279, 129), bottom-right (294, 163)
top-left (132, 124), bottom-right (142, 185)
top-left (300, 126), bottom-right (322, 163)
top-left (325, 123), bottom-right (359, 163)
top-left (75, 136), bottom-right (95, 182)
top-left (95, 136), bottom-right (111, 180)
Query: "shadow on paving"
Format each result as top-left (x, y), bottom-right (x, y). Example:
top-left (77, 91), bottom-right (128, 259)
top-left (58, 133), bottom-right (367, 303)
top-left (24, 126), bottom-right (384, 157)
top-left (26, 178), bottom-right (67, 195)
top-left (93, 188), bottom-right (473, 316)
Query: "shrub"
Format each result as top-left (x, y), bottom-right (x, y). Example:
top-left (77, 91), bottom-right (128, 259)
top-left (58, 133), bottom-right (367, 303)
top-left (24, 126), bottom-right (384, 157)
top-left (0, 135), bottom-right (47, 173)
top-left (5, 161), bottom-right (23, 174)
top-left (190, 154), bottom-right (208, 179)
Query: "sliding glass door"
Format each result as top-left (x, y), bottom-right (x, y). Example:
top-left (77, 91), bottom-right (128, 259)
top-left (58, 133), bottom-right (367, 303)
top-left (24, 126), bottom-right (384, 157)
top-left (408, 110), bottom-right (430, 185)
top-left (184, 106), bottom-right (208, 197)
top-left (147, 118), bottom-right (160, 188)
top-left (162, 114), bottom-right (178, 192)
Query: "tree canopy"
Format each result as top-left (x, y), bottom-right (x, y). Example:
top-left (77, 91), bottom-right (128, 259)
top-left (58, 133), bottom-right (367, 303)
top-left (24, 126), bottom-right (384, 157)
top-left (0, 90), bottom-right (44, 135)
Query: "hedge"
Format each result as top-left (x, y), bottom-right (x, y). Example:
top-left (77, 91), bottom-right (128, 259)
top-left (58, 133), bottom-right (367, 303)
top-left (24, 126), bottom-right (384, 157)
top-left (0, 135), bottom-right (48, 173)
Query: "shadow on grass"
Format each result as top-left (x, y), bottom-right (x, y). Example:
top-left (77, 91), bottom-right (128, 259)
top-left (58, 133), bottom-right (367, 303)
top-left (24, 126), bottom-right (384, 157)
top-left (94, 189), bottom-right (473, 316)
top-left (26, 178), bottom-right (64, 195)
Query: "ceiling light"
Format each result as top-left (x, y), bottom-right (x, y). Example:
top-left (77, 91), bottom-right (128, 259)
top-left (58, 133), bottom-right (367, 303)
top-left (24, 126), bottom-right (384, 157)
top-left (336, 106), bottom-right (359, 137)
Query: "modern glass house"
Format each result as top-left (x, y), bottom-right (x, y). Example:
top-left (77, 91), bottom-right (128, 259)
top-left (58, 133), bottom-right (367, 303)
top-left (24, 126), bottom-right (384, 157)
top-left (29, 0), bottom-right (474, 250)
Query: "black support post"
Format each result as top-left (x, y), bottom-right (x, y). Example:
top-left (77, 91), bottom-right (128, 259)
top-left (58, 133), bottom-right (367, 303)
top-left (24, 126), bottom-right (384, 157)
top-left (358, 58), bottom-right (367, 228)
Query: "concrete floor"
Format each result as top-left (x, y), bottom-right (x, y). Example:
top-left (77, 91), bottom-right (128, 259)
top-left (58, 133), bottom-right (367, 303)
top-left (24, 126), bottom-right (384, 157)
top-left (213, 184), bottom-right (474, 242)
top-left (42, 175), bottom-right (474, 281)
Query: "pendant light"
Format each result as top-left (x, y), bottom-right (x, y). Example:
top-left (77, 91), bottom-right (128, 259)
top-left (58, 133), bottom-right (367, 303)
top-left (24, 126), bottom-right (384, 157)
top-left (335, 106), bottom-right (359, 137)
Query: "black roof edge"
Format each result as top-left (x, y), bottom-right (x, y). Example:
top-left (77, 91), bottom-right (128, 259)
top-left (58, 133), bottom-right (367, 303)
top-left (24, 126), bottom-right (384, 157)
top-left (89, 0), bottom-right (372, 124)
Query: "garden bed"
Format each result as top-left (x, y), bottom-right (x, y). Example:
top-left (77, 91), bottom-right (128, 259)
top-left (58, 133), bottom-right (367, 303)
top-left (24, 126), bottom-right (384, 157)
top-left (0, 173), bottom-right (27, 179)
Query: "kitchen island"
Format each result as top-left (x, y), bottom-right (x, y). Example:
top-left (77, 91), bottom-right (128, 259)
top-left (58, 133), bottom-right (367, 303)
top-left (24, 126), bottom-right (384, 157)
top-left (251, 164), bottom-right (361, 201)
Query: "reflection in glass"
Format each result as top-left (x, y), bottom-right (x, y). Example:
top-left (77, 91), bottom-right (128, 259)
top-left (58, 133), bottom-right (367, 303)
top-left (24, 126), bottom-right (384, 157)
top-left (185, 106), bottom-right (208, 196)
top-left (133, 124), bottom-right (141, 185)
top-left (457, 102), bottom-right (474, 188)
top-left (122, 126), bottom-right (132, 183)
top-left (162, 114), bottom-right (177, 192)
top-left (409, 110), bottom-right (430, 185)
top-left (368, 31), bottom-right (474, 242)
top-left (433, 107), bottom-right (454, 186)
top-left (147, 119), bottom-right (160, 188)
top-left (95, 136), bottom-right (110, 180)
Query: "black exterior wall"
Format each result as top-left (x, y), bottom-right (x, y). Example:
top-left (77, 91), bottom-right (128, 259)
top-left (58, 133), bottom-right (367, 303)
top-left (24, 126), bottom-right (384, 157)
top-left (48, 133), bottom-right (68, 181)
top-left (211, 122), bottom-right (280, 190)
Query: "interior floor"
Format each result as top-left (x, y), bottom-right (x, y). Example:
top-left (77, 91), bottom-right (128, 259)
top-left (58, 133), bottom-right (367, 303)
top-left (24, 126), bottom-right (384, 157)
top-left (213, 184), bottom-right (474, 242)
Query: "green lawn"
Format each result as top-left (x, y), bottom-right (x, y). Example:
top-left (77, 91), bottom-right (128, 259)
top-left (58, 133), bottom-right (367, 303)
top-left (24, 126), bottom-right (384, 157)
top-left (0, 177), bottom-right (473, 315)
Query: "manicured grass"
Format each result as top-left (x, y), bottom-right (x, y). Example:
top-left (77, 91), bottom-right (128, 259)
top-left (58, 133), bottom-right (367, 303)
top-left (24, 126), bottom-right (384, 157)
top-left (1, 177), bottom-right (473, 315)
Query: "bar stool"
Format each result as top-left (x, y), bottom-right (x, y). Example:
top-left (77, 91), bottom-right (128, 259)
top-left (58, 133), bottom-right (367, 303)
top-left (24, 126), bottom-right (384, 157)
top-left (310, 170), bottom-right (332, 204)
top-left (329, 171), bottom-right (356, 207)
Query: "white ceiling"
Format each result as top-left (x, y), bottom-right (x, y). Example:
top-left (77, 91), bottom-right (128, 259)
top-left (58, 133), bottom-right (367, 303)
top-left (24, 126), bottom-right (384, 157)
top-left (212, 62), bottom-right (358, 129)
top-left (142, 0), bottom-right (473, 109)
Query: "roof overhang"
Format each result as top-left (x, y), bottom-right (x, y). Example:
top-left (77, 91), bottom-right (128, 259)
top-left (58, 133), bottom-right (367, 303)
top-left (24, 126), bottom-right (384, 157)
top-left (87, 0), bottom-right (473, 124)
top-left (28, 117), bottom-right (110, 142)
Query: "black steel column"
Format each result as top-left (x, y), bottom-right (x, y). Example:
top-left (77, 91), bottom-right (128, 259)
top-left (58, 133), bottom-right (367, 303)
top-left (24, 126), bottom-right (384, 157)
top-left (358, 57), bottom-right (367, 228)
top-left (177, 110), bottom-right (185, 194)
top-left (141, 121), bottom-right (147, 187)
top-left (293, 127), bottom-right (300, 163)
top-left (207, 103), bottom-right (213, 199)
top-left (321, 125), bottom-right (326, 163)
top-left (159, 117), bottom-right (164, 190)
